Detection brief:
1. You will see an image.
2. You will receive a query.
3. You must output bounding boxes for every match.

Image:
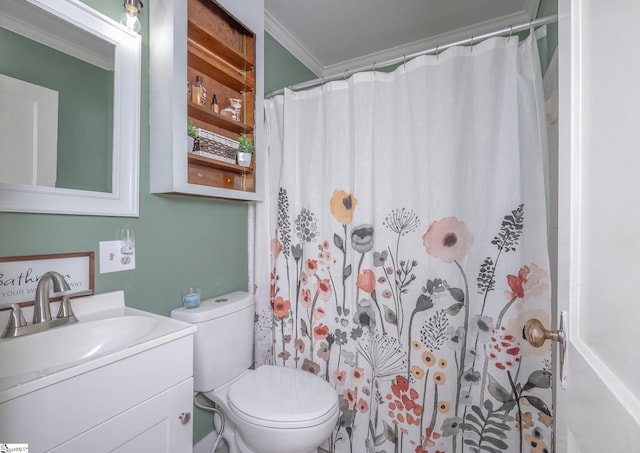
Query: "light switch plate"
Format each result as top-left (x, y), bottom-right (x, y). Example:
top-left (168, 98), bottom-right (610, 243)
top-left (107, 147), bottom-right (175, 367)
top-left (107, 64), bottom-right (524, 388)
top-left (99, 240), bottom-right (135, 273)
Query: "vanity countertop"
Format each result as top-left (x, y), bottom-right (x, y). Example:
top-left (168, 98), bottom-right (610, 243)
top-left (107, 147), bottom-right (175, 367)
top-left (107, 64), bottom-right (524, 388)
top-left (0, 291), bottom-right (195, 403)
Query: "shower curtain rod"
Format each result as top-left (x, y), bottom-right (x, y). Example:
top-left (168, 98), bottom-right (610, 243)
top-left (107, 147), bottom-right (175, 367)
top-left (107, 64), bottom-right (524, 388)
top-left (266, 14), bottom-right (558, 98)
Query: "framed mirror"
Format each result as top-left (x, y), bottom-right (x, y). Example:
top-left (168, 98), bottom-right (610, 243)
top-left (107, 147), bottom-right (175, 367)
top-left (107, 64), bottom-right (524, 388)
top-left (0, 0), bottom-right (141, 216)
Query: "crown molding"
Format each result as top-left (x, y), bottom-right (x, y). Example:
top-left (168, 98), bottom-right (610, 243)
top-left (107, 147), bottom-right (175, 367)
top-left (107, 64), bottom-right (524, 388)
top-left (264, 8), bottom-right (323, 76)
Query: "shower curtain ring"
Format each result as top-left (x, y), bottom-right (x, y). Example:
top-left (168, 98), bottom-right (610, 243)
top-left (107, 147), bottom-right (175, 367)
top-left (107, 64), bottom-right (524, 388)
top-left (403, 54), bottom-right (407, 69)
top-left (509, 25), bottom-right (513, 41)
top-left (435, 44), bottom-right (439, 60)
top-left (471, 35), bottom-right (474, 52)
top-left (344, 69), bottom-right (348, 81)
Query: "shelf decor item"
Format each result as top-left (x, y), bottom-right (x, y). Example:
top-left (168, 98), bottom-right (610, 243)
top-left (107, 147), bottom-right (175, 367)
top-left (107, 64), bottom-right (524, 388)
top-left (229, 97), bottom-right (242, 121)
top-left (236, 134), bottom-right (254, 167)
top-left (193, 128), bottom-right (238, 164)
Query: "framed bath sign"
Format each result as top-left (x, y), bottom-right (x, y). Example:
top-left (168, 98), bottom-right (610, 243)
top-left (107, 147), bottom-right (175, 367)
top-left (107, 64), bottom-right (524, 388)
top-left (0, 252), bottom-right (94, 306)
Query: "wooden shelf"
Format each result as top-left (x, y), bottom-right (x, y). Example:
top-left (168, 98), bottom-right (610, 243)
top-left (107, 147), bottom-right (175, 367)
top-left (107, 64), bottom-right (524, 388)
top-left (188, 20), bottom-right (254, 70)
top-left (188, 103), bottom-right (252, 134)
top-left (188, 154), bottom-right (254, 192)
top-left (188, 153), bottom-right (253, 174)
top-left (188, 41), bottom-right (255, 92)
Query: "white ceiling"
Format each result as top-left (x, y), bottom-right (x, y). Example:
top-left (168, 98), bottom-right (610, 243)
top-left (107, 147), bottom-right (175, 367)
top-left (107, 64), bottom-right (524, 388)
top-left (265, 0), bottom-right (540, 77)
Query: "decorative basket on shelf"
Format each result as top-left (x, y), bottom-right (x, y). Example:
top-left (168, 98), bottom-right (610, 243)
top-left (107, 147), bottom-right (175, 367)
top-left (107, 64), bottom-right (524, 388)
top-left (192, 128), bottom-right (238, 164)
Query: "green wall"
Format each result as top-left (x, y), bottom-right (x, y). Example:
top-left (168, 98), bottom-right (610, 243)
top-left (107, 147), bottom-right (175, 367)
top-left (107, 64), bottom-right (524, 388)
top-left (537, 0), bottom-right (558, 74)
top-left (0, 0), bottom-right (248, 444)
top-left (264, 33), bottom-right (316, 93)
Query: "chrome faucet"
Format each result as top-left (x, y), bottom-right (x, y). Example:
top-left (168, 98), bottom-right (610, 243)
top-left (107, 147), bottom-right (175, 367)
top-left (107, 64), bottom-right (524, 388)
top-left (1, 271), bottom-right (89, 339)
top-left (34, 271), bottom-right (71, 323)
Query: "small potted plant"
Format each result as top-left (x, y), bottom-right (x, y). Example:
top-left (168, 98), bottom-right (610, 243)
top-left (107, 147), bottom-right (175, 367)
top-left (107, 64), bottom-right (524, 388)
top-left (187, 119), bottom-right (197, 153)
top-left (236, 134), bottom-right (254, 167)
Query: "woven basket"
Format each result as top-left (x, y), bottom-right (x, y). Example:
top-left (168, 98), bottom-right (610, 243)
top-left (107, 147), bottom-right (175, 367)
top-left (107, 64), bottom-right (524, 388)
top-left (192, 128), bottom-right (237, 164)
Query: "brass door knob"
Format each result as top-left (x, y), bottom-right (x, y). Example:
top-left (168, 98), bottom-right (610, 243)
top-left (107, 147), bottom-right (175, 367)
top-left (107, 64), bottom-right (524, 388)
top-left (523, 311), bottom-right (568, 388)
top-left (523, 318), bottom-right (562, 347)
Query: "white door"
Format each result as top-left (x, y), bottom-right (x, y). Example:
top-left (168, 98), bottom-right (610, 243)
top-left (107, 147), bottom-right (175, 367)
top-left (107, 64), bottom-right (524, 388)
top-left (0, 74), bottom-right (58, 187)
top-left (556, 0), bottom-right (640, 450)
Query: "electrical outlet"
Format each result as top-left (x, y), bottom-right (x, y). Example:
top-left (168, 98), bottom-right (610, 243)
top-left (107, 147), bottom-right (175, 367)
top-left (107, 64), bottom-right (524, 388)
top-left (99, 240), bottom-right (135, 273)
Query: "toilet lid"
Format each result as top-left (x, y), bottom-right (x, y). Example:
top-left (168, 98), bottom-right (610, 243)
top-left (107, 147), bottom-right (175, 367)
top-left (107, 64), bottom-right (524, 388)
top-left (227, 365), bottom-right (338, 426)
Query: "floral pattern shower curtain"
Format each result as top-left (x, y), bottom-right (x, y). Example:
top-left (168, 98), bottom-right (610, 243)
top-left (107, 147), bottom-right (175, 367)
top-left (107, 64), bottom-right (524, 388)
top-left (258, 35), bottom-right (552, 453)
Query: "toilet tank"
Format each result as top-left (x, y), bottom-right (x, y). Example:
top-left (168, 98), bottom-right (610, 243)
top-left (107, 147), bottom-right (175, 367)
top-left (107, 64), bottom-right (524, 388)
top-left (171, 291), bottom-right (255, 392)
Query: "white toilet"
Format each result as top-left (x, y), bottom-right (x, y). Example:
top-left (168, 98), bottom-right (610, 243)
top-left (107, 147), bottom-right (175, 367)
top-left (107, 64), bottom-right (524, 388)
top-left (171, 291), bottom-right (339, 453)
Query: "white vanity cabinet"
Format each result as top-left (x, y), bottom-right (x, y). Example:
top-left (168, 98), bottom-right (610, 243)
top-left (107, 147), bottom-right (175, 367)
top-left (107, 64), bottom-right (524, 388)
top-left (0, 335), bottom-right (194, 452)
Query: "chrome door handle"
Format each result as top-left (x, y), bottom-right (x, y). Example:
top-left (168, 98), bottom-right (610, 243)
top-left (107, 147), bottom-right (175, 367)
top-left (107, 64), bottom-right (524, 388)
top-left (523, 310), bottom-right (567, 389)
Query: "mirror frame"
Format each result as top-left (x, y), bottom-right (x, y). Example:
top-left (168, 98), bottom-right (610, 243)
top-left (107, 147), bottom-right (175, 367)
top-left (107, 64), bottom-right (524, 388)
top-left (0, 0), bottom-right (141, 217)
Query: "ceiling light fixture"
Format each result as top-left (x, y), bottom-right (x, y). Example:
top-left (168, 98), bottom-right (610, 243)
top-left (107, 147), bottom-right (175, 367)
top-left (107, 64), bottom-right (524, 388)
top-left (120, 0), bottom-right (143, 33)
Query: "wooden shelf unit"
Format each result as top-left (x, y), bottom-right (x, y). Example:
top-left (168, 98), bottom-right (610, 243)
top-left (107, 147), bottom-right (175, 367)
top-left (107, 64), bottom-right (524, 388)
top-left (150, 0), bottom-right (262, 200)
top-left (186, 0), bottom-right (256, 194)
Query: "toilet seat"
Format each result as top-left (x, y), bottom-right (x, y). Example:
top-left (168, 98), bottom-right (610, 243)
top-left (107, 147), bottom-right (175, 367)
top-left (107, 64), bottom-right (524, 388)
top-left (227, 365), bottom-right (339, 429)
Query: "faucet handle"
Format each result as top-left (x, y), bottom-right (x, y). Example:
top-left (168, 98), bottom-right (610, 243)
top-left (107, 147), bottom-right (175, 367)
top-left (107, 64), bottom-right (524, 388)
top-left (56, 289), bottom-right (92, 319)
top-left (1, 304), bottom-right (27, 338)
top-left (10, 304), bottom-right (27, 328)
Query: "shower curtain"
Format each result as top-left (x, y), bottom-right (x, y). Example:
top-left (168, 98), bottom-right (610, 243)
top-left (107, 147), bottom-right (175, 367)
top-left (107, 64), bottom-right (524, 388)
top-left (258, 34), bottom-right (552, 453)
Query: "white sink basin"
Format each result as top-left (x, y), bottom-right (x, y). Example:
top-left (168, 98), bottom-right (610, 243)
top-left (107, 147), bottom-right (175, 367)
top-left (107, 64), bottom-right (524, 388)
top-left (0, 291), bottom-right (196, 403)
top-left (0, 316), bottom-right (157, 379)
